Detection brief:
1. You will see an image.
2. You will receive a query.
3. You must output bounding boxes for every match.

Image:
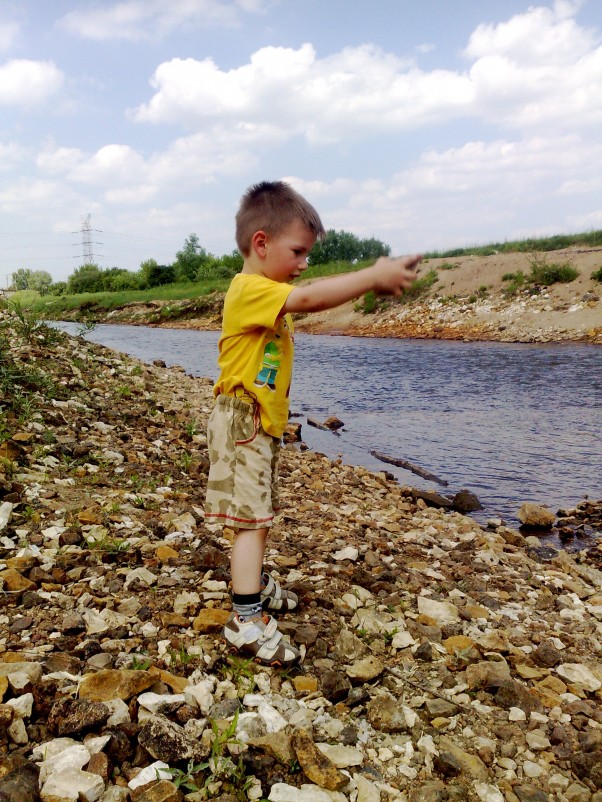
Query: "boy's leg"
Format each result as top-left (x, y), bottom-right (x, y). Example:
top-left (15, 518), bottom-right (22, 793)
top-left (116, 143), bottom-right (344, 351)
top-left (231, 527), bottom-right (268, 621)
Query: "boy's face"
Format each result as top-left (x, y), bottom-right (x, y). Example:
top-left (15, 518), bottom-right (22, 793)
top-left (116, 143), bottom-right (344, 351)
top-left (260, 220), bottom-right (317, 284)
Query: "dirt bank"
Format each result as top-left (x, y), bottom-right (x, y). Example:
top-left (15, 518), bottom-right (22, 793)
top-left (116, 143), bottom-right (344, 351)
top-left (92, 248), bottom-right (602, 345)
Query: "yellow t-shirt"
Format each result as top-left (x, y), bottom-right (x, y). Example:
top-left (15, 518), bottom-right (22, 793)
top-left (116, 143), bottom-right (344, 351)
top-left (214, 273), bottom-right (295, 438)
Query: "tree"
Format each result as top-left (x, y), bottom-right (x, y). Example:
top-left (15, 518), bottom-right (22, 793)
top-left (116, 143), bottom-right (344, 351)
top-left (67, 263), bottom-right (104, 294)
top-left (28, 270), bottom-right (53, 295)
top-left (309, 229), bottom-right (390, 265)
top-left (173, 234), bottom-right (212, 282)
top-left (11, 268), bottom-right (53, 294)
top-left (12, 268), bottom-right (33, 291)
top-left (139, 259), bottom-right (175, 288)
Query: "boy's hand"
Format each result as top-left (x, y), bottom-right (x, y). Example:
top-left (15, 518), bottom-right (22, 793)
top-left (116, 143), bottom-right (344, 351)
top-left (370, 255), bottom-right (422, 296)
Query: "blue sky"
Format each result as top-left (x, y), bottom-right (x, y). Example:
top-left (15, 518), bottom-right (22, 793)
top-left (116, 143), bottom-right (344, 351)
top-left (1, 0), bottom-right (602, 284)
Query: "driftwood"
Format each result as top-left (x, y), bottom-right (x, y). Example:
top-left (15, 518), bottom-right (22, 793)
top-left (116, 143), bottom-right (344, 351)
top-left (370, 450), bottom-right (449, 486)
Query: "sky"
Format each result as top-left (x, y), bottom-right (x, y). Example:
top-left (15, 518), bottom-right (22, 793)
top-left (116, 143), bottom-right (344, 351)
top-left (1, 0), bottom-right (602, 285)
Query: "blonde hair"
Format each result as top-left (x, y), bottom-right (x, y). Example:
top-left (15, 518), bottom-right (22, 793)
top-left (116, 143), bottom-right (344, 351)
top-left (235, 180), bottom-right (325, 256)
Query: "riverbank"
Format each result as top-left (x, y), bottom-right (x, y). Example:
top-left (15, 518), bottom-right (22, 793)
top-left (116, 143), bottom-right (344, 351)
top-left (86, 247), bottom-right (602, 344)
top-left (2, 312), bottom-right (602, 801)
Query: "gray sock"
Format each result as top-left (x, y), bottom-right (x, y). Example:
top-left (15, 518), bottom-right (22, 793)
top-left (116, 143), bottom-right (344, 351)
top-left (233, 593), bottom-right (263, 622)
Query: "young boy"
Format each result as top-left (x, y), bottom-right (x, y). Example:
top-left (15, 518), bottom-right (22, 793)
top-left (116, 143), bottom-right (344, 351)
top-left (205, 181), bottom-right (421, 665)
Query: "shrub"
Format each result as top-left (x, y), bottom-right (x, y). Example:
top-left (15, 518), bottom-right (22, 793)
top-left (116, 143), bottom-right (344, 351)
top-left (528, 255), bottom-right (579, 286)
top-left (401, 268), bottom-right (439, 302)
top-left (592, 266), bottom-right (602, 282)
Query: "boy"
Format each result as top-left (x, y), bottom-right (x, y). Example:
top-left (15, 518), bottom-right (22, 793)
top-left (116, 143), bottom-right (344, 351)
top-left (205, 181), bottom-right (421, 665)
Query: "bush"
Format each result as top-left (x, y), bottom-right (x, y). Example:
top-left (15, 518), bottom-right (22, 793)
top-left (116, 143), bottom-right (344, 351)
top-left (400, 268), bottom-right (439, 302)
top-left (592, 266), bottom-right (602, 282)
top-left (528, 256), bottom-right (579, 286)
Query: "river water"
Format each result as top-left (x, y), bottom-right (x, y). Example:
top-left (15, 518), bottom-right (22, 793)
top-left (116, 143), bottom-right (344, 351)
top-left (58, 323), bottom-right (602, 530)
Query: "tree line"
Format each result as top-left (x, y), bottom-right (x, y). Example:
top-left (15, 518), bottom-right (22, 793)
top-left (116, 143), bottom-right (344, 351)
top-left (10, 229), bottom-right (390, 295)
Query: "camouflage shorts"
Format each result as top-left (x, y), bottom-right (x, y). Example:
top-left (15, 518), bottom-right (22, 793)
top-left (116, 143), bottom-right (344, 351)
top-left (204, 395), bottom-right (281, 530)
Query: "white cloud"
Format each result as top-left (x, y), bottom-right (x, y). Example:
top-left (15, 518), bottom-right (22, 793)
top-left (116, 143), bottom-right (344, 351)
top-left (59, 0), bottom-right (270, 41)
top-left (0, 59), bottom-right (63, 106)
top-left (289, 132), bottom-right (602, 253)
top-left (0, 20), bottom-right (19, 52)
top-left (0, 141), bottom-right (27, 170)
top-left (131, 3), bottom-right (602, 143)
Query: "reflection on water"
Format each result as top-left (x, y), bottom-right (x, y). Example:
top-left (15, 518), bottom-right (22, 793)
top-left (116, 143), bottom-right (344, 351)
top-left (57, 323), bottom-right (602, 528)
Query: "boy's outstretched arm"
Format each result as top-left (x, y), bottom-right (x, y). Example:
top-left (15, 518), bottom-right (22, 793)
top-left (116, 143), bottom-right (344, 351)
top-left (283, 254), bottom-right (422, 314)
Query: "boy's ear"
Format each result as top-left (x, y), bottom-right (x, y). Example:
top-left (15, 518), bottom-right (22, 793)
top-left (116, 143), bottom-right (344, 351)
top-left (251, 230), bottom-right (268, 258)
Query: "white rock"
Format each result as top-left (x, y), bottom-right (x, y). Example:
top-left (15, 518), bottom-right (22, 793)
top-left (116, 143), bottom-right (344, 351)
top-left (174, 591), bottom-right (201, 614)
top-left (104, 699), bottom-right (131, 726)
top-left (137, 692), bottom-right (186, 714)
top-left (556, 663), bottom-right (602, 692)
top-left (509, 707), bottom-right (527, 721)
top-left (128, 761), bottom-right (171, 789)
top-left (185, 681), bottom-right (214, 714)
top-left (123, 566), bottom-right (157, 589)
top-left (83, 735), bottom-right (111, 754)
top-left (0, 501), bottom-right (14, 532)
top-left (257, 700), bottom-right (287, 733)
top-left (333, 546), bottom-right (359, 561)
top-left (526, 730), bottom-right (551, 750)
top-left (522, 760), bottom-right (544, 778)
top-left (354, 773), bottom-right (381, 802)
top-left (417, 596), bottom-right (460, 624)
top-left (41, 768), bottom-right (105, 802)
top-left (268, 783), bottom-right (344, 802)
top-left (316, 743), bottom-right (363, 767)
top-left (392, 630), bottom-right (417, 649)
top-left (40, 744), bottom-right (91, 784)
top-left (32, 737), bottom-right (80, 762)
top-left (6, 692), bottom-right (34, 718)
top-left (474, 783), bottom-right (505, 802)
top-left (7, 718), bottom-right (28, 744)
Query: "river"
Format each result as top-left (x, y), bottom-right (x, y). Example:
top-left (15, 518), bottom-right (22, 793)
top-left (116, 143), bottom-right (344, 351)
top-left (57, 323), bottom-right (601, 531)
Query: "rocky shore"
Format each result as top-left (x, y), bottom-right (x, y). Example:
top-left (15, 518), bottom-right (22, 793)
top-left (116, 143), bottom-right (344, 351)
top-left (1, 310), bottom-right (602, 802)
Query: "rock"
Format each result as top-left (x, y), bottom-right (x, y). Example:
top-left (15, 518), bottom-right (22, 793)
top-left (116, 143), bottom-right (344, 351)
top-left (192, 608), bottom-right (230, 633)
top-left (40, 768), bottom-right (105, 802)
top-left (130, 780), bottom-right (184, 802)
top-left (79, 670), bottom-right (156, 701)
top-left (514, 785), bottom-right (550, 802)
top-left (437, 737), bottom-right (489, 781)
top-left (323, 416), bottom-right (344, 430)
top-left (290, 728), bottom-right (348, 791)
top-left (417, 596), bottom-right (459, 624)
top-left (0, 568), bottom-right (37, 594)
top-left (572, 750), bottom-right (602, 789)
top-left (268, 783), bottom-right (338, 802)
top-left (367, 692), bottom-right (414, 732)
top-left (318, 671), bottom-right (352, 703)
top-left (533, 640), bottom-right (563, 668)
top-left (518, 502), bottom-right (556, 527)
top-left (138, 717), bottom-right (208, 763)
top-left (315, 743), bottom-right (363, 768)
top-left (47, 698), bottom-right (110, 736)
top-left (0, 761), bottom-right (40, 802)
top-left (345, 656), bottom-right (384, 683)
top-left (452, 488), bottom-right (483, 512)
top-left (556, 663), bottom-right (602, 692)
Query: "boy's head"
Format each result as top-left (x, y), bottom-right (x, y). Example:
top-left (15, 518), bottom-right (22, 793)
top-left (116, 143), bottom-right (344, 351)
top-left (236, 180), bottom-right (325, 257)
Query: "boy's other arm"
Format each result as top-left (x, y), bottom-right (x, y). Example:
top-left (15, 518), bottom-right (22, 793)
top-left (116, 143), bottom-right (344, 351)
top-left (283, 255), bottom-right (422, 314)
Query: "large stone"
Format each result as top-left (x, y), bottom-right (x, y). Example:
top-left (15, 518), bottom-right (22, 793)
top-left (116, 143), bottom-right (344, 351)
top-left (40, 768), bottom-right (105, 802)
top-left (345, 656), bottom-right (384, 683)
top-left (417, 597), bottom-right (459, 625)
top-left (138, 717), bottom-right (208, 764)
top-left (290, 728), bottom-right (348, 791)
top-left (0, 761), bottom-right (40, 802)
top-left (518, 502), bottom-right (556, 527)
top-left (0, 568), bottom-right (37, 594)
top-left (268, 783), bottom-right (342, 802)
top-left (192, 608), bottom-right (230, 633)
top-left (437, 737), bottom-right (489, 781)
top-left (79, 670), bottom-right (156, 701)
top-left (556, 663), bottom-right (602, 692)
top-left (367, 692), bottom-right (414, 732)
top-left (130, 780), bottom-right (183, 802)
top-left (47, 698), bottom-right (110, 737)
